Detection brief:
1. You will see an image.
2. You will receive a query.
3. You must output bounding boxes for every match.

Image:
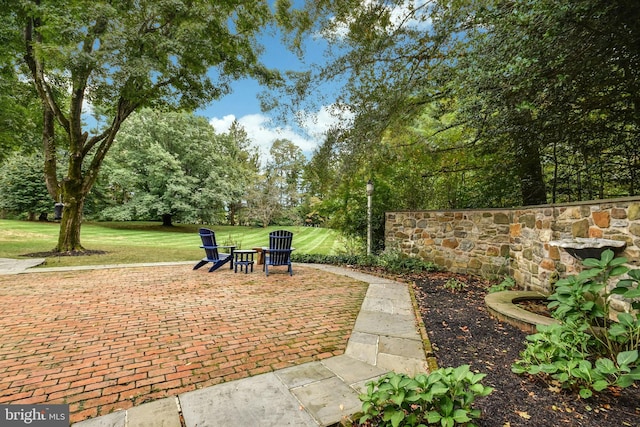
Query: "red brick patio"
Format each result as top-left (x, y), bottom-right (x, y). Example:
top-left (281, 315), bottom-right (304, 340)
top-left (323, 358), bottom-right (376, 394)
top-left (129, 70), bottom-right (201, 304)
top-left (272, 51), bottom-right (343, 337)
top-left (0, 265), bottom-right (367, 423)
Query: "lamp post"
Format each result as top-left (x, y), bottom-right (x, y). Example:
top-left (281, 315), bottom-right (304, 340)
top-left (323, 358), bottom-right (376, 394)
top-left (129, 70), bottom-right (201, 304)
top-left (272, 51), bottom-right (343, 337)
top-left (366, 179), bottom-right (374, 256)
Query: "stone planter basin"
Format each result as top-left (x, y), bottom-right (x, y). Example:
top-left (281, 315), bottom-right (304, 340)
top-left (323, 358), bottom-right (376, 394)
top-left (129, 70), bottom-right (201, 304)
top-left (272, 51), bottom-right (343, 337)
top-left (485, 291), bottom-right (609, 338)
top-left (549, 237), bottom-right (626, 260)
top-left (485, 291), bottom-right (559, 334)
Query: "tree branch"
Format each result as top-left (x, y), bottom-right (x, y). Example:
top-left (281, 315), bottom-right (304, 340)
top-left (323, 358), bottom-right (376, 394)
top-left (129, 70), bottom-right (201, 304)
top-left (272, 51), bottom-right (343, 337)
top-left (23, 16), bottom-right (70, 134)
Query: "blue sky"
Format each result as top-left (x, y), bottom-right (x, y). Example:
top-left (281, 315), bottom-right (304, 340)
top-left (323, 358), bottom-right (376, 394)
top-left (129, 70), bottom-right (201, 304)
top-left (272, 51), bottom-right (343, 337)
top-left (194, 0), bottom-right (426, 161)
top-left (196, 30), bottom-right (343, 161)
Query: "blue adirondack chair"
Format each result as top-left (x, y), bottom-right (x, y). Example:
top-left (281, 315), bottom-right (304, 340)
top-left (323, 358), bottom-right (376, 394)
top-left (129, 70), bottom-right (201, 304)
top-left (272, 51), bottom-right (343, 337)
top-left (193, 228), bottom-right (235, 272)
top-left (263, 230), bottom-right (295, 276)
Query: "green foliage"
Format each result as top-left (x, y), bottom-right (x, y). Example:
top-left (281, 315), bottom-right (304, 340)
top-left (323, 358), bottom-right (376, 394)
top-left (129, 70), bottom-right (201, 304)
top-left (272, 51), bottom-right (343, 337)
top-left (291, 250), bottom-right (438, 275)
top-left (0, 79), bottom-right (41, 164)
top-left (377, 249), bottom-right (438, 275)
top-left (512, 322), bottom-right (640, 399)
top-left (291, 253), bottom-right (373, 267)
top-left (242, 138), bottom-right (308, 227)
top-left (287, 0), bottom-right (640, 218)
top-left (94, 109), bottom-right (254, 225)
top-left (438, 0), bottom-right (640, 203)
top-left (268, 139), bottom-right (307, 210)
top-left (335, 234), bottom-right (367, 258)
top-left (548, 250), bottom-right (639, 351)
top-left (512, 250), bottom-right (640, 397)
top-left (512, 323), bottom-right (593, 391)
top-left (358, 367), bottom-right (493, 427)
top-left (487, 277), bottom-right (516, 294)
top-left (0, 153), bottom-right (52, 219)
top-left (444, 278), bottom-right (466, 292)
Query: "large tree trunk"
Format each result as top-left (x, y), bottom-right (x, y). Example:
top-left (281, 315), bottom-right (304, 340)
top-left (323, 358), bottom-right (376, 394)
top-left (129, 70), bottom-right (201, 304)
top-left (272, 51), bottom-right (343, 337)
top-left (228, 201), bottom-right (244, 226)
top-left (519, 154), bottom-right (547, 206)
top-left (515, 136), bottom-right (547, 206)
top-left (228, 203), bottom-right (237, 226)
top-left (56, 179), bottom-right (86, 252)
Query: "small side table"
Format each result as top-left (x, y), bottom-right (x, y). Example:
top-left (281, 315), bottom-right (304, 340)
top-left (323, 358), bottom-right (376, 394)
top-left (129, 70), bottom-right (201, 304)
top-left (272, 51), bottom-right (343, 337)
top-left (252, 247), bottom-right (265, 265)
top-left (234, 250), bottom-right (257, 274)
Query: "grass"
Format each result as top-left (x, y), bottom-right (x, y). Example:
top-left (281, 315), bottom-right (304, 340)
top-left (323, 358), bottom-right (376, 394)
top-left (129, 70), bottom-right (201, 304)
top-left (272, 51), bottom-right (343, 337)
top-left (0, 220), bottom-right (343, 268)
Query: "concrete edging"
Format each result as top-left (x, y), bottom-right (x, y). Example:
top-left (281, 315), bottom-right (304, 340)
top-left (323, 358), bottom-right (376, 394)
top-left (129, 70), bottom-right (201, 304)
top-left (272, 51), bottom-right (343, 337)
top-left (485, 290), bottom-right (560, 334)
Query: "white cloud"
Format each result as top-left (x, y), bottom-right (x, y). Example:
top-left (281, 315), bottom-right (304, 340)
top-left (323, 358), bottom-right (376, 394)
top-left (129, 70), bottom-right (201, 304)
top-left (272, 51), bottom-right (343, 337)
top-left (322, 0), bottom-right (432, 40)
top-left (297, 104), bottom-right (352, 139)
top-left (209, 105), bottom-right (353, 163)
top-left (209, 114), bottom-right (237, 133)
top-left (210, 113), bottom-right (312, 162)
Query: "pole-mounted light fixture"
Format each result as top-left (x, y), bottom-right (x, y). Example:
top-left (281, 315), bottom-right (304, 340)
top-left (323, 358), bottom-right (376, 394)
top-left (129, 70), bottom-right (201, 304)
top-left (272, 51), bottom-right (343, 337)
top-left (366, 180), bottom-right (374, 256)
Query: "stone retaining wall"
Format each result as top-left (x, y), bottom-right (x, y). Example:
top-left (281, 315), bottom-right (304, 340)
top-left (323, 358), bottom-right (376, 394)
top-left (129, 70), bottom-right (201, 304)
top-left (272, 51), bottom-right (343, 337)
top-left (385, 197), bottom-right (640, 295)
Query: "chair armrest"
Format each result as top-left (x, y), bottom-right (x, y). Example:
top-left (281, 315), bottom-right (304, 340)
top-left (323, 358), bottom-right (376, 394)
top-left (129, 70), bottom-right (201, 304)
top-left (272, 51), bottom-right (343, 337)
top-left (264, 248), bottom-right (294, 253)
top-left (200, 245), bottom-right (236, 250)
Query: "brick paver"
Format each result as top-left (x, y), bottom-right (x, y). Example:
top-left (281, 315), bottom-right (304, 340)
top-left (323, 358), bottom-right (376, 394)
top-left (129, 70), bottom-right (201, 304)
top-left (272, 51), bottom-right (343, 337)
top-left (0, 265), bottom-right (368, 423)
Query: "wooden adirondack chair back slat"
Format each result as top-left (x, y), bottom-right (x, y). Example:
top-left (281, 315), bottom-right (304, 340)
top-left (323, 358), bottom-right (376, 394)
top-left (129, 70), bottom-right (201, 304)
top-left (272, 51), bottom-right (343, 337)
top-left (200, 228), bottom-right (220, 261)
top-left (194, 228), bottom-right (234, 273)
top-left (268, 230), bottom-right (293, 266)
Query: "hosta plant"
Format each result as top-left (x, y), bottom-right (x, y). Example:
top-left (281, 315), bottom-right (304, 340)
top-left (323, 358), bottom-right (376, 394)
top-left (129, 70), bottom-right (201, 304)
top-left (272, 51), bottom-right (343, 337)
top-left (358, 366), bottom-right (493, 427)
top-left (513, 249), bottom-right (640, 398)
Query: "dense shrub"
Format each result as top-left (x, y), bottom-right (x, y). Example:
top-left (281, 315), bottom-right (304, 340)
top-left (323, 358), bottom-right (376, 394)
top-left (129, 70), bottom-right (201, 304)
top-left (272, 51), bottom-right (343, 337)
top-left (291, 253), bottom-right (377, 267)
top-left (291, 250), bottom-right (438, 275)
top-left (358, 367), bottom-right (493, 427)
top-left (512, 250), bottom-right (640, 398)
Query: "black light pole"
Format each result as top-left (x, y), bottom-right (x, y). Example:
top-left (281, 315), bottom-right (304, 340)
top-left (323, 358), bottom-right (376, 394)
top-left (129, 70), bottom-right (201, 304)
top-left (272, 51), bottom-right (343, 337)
top-left (366, 179), bottom-right (374, 256)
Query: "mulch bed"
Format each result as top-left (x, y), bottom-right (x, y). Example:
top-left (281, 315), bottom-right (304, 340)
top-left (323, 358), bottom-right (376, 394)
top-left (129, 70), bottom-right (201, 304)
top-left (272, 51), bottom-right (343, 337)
top-left (411, 271), bottom-right (639, 427)
top-left (23, 250), bottom-right (108, 257)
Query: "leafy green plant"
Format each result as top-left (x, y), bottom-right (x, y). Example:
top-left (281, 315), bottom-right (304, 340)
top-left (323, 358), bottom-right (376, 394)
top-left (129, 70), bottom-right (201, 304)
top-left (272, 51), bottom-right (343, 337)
top-left (291, 253), bottom-right (373, 266)
top-left (482, 254), bottom-right (512, 283)
top-left (513, 328), bottom-right (639, 398)
top-left (444, 278), bottom-right (466, 292)
top-left (513, 249), bottom-right (640, 398)
top-left (377, 249), bottom-right (438, 274)
top-left (291, 250), bottom-right (438, 275)
top-left (358, 366), bottom-right (493, 427)
top-left (548, 250), bottom-right (640, 355)
top-left (512, 323), bottom-right (595, 395)
top-left (335, 234), bottom-right (367, 257)
top-left (487, 276), bottom-right (515, 293)
top-left (222, 234), bottom-right (242, 250)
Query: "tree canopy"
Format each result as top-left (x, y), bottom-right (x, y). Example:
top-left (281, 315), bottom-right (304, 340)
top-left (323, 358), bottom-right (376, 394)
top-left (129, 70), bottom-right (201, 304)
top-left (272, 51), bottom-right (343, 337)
top-left (0, 153), bottom-right (51, 220)
top-left (288, 0), bottom-right (640, 211)
top-left (94, 109), bottom-right (256, 226)
top-left (1, 0), bottom-right (287, 251)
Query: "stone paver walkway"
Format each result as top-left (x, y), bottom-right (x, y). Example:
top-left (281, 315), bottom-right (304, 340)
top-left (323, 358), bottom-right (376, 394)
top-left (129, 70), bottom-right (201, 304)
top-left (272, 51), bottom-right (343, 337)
top-left (0, 264), bottom-right (368, 423)
top-left (0, 257), bottom-right (46, 274)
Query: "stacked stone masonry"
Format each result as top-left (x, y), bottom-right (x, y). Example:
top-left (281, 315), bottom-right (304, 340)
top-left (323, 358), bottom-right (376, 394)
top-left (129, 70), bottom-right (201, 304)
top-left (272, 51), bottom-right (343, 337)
top-left (386, 197), bottom-right (640, 301)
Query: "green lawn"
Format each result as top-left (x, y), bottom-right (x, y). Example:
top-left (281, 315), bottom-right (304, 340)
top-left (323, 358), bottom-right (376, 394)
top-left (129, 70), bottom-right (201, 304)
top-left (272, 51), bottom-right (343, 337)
top-left (0, 220), bottom-right (343, 267)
